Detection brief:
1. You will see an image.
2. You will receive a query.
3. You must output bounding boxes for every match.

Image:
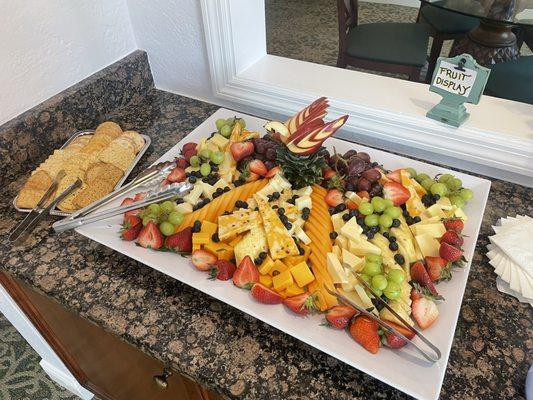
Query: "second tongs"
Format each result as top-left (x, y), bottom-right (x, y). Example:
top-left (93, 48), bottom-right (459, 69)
top-left (326, 276), bottom-right (441, 363)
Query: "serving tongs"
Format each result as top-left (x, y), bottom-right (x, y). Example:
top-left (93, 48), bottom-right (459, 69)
top-left (325, 274), bottom-right (442, 363)
top-left (52, 181), bottom-right (193, 233)
top-left (9, 172), bottom-right (82, 243)
top-left (60, 161), bottom-right (177, 223)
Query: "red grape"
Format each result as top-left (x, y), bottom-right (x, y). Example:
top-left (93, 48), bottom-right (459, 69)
top-left (348, 158), bottom-right (366, 176)
top-left (361, 168), bottom-right (381, 183)
top-left (356, 152), bottom-right (371, 163)
top-left (357, 177), bottom-right (371, 192)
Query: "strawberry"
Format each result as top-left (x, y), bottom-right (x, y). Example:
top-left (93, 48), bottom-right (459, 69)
top-left (175, 156), bottom-right (189, 169)
top-left (283, 293), bottom-right (317, 315)
top-left (324, 189), bottom-right (343, 207)
top-left (265, 166), bottom-right (281, 178)
top-left (443, 218), bottom-right (464, 233)
top-left (191, 249), bottom-right (218, 271)
top-left (346, 200), bottom-right (358, 210)
top-left (246, 171), bottom-right (260, 182)
top-left (251, 283), bottom-right (283, 304)
top-left (230, 141), bottom-right (254, 162)
top-left (209, 260), bottom-right (236, 281)
top-left (121, 197), bottom-right (142, 217)
top-left (356, 191), bottom-right (370, 201)
top-left (249, 159), bottom-right (268, 176)
top-left (441, 230), bottom-right (464, 247)
top-left (183, 148), bottom-right (197, 161)
top-left (412, 297), bottom-right (439, 330)
top-left (410, 285), bottom-right (424, 302)
top-left (322, 168), bottom-right (337, 180)
top-left (137, 221), bottom-right (164, 250)
top-left (349, 315), bottom-right (380, 354)
top-left (121, 215), bottom-right (142, 241)
top-left (325, 305), bottom-right (358, 329)
top-left (167, 167), bottom-right (186, 183)
top-left (386, 169), bottom-right (402, 183)
top-left (232, 256), bottom-right (259, 289)
top-left (382, 321), bottom-right (415, 349)
top-left (383, 181), bottom-right (410, 206)
top-left (165, 227), bottom-right (192, 253)
top-left (439, 242), bottom-right (463, 262)
top-left (182, 142), bottom-right (197, 154)
top-left (134, 192), bottom-right (146, 201)
top-left (410, 261), bottom-right (438, 296)
top-left (425, 256), bottom-right (451, 282)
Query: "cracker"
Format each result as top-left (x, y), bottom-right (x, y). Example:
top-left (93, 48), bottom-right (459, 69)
top-left (81, 135), bottom-right (112, 154)
top-left (66, 135), bottom-right (92, 150)
top-left (121, 131), bottom-right (145, 153)
top-left (24, 170), bottom-right (53, 191)
top-left (97, 142), bottom-right (135, 172)
top-left (72, 179), bottom-right (115, 209)
top-left (85, 161), bottom-right (123, 186)
top-left (55, 173), bottom-right (83, 212)
top-left (94, 121), bottom-right (122, 139)
top-left (112, 136), bottom-right (136, 153)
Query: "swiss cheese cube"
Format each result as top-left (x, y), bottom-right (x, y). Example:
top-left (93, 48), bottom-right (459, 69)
top-left (340, 217), bottom-right (363, 240)
top-left (415, 234), bottom-right (440, 257)
top-left (342, 248), bottom-right (364, 272)
top-left (327, 253), bottom-right (349, 284)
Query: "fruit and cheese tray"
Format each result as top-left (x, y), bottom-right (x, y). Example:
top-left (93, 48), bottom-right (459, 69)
top-left (14, 122), bottom-right (150, 216)
top-left (75, 99), bottom-right (491, 400)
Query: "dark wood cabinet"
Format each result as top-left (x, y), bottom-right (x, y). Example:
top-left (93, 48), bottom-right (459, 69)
top-left (0, 271), bottom-right (224, 400)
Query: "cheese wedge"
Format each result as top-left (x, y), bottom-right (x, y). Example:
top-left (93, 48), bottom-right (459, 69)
top-left (233, 225), bottom-right (268, 265)
top-left (254, 194), bottom-right (299, 259)
top-left (218, 208), bottom-right (260, 241)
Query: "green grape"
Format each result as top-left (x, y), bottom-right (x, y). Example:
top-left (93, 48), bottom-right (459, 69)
top-left (362, 262), bottom-right (382, 277)
top-left (236, 118), bottom-right (246, 129)
top-left (147, 203), bottom-right (160, 215)
top-left (384, 199), bottom-right (394, 207)
top-left (406, 168), bottom-right (417, 179)
top-left (200, 163), bottom-right (211, 177)
top-left (210, 151), bottom-right (225, 165)
top-left (358, 274), bottom-right (372, 285)
top-left (430, 182), bottom-right (448, 196)
top-left (359, 202), bottom-right (374, 216)
top-left (415, 173), bottom-right (430, 183)
top-left (459, 188), bottom-right (473, 201)
top-left (450, 195), bottom-right (465, 208)
top-left (159, 221), bottom-right (175, 236)
top-left (225, 117), bottom-right (235, 126)
top-left (387, 269), bottom-right (405, 284)
top-left (384, 206), bottom-right (401, 219)
top-left (199, 148), bottom-right (211, 160)
top-left (371, 274), bottom-right (388, 291)
top-left (371, 197), bottom-right (386, 213)
top-left (168, 211), bottom-right (183, 226)
top-left (421, 178), bottom-right (435, 191)
top-left (189, 155), bottom-right (200, 167)
top-left (142, 215), bottom-right (158, 226)
top-left (215, 118), bottom-right (226, 131)
top-left (364, 214), bottom-right (379, 227)
top-left (379, 214), bottom-right (393, 228)
top-left (438, 173), bottom-right (454, 184)
top-left (158, 212), bottom-right (169, 222)
top-left (447, 177), bottom-right (462, 191)
top-left (383, 281), bottom-right (401, 300)
top-left (365, 254), bottom-right (382, 264)
top-left (161, 200), bottom-right (175, 214)
top-left (369, 288), bottom-right (382, 298)
top-left (220, 124), bottom-right (232, 138)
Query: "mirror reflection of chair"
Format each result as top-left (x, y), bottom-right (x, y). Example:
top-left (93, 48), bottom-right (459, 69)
top-left (485, 56), bottom-right (533, 105)
top-left (336, 0), bottom-right (431, 82)
top-left (417, 1), bottom-right (479, 83)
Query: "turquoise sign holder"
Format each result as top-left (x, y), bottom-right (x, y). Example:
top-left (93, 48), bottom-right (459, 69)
top-left (427, 54), bottom-right (490, 127)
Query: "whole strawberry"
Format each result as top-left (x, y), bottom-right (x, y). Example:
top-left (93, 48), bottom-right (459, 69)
top-left (210, 260), bottom-right (236, 281)
top-left (324, 306), bottom-right (358, 329)
top-left (443, 218), bottom-right (464, 233)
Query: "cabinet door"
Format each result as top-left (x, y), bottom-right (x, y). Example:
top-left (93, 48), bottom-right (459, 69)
top-left (0, 271), bottom-right (223, 400)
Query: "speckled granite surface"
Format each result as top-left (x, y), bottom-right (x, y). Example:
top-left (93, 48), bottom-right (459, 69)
top-left (0, 51), bottom-right (532, 400)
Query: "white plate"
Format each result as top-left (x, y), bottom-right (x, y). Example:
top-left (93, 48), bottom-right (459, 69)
top-left (76, 108), bottom-right (491, 400)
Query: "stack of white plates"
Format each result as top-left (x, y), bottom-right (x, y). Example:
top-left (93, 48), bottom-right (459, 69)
top-left (487, 215), bottom-right (533, 306)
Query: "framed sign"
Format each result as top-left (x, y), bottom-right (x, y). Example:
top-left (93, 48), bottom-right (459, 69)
top-left (426, 54), bottom-right (490, 127)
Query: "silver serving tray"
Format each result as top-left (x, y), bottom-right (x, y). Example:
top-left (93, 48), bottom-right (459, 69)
top-left (13, 129), bottom-right (151, 217)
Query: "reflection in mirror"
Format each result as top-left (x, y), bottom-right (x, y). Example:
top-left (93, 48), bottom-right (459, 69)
top-left (265, 0), bottom-right (533, 105)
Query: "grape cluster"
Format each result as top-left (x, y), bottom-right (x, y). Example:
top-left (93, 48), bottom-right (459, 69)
top-left (215, 117), bottom-right (246, 138)
top-left (327, 150), bottom-right (382, 195)
top-left (412, 170), bottom-right (473, 208)
top-left (359, 254), bottom-right (406, 300)
top-left (139, 201), bottom-right (184, 236)
top-left (252, 136), bottom-right (281, 170)
top-left (358, 196), bottom-right (402, 239)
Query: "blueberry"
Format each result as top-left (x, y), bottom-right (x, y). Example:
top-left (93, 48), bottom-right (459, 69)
top-left (212, 233), bottom-right (220, 242)
top-left (392, 219), bottom-right (401, 227)
top-left (389, 242), bottom-right (399, 251)
top-left (342, 213), bottom-right (351, 221)
top-left (394, 254), bottom-right (405, 265)
top-left (330, 231), bottom-right (338, 239)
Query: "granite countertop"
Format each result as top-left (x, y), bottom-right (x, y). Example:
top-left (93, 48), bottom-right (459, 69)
top-left (0, 51), bottom-right (532, 400)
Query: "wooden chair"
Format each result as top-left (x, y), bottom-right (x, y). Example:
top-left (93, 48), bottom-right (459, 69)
top-left (336, 0), bottom-right (431, 82)
top-left (417, 1), bottom-right (480, 83)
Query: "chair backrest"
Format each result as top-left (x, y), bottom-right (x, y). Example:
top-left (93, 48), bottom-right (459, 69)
top-left (337, 0), bottom-right (358, 53)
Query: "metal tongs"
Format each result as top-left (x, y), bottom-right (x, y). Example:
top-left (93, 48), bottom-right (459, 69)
top-left (62, 160), bottom-right (177, 222)
top-left (326, 274), bottom-right (442, 363)
top-left (53, 181), bottom-right (193, 232)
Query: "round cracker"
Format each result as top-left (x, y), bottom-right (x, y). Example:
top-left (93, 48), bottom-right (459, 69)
top-left (95, 121), bottom-right (122, 139)
top-left (122, 130), bottom-right (145, 153)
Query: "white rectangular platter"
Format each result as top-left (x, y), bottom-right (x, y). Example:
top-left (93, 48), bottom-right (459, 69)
top-left (76, 108), bottom-right (491, 400)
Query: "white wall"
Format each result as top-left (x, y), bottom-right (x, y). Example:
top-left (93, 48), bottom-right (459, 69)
top-left (0, 0), bottom-right (137, 125)
top-left (126, 0), bottom-right (214, 103)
